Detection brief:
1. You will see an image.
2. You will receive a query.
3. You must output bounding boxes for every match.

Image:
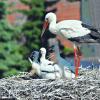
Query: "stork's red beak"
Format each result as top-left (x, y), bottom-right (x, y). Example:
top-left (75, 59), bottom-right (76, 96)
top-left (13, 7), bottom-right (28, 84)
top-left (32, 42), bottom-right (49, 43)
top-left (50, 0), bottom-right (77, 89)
top-left (41, 20), bottom-right (49, 37)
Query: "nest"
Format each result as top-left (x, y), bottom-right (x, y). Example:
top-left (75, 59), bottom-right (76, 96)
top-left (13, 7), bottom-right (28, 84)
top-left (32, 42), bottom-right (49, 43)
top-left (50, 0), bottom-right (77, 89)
top-left (0, 68), bottom-right (100, 100)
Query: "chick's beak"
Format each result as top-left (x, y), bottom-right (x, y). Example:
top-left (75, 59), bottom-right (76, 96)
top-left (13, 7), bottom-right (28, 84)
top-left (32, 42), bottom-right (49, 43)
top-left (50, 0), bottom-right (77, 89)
top-left (41, 20), bottom-right (49, 37)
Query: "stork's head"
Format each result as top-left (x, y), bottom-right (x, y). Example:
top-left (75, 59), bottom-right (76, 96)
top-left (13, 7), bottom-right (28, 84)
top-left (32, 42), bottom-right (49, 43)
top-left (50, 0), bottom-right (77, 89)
top-left (45, 12), bottom-right (56, 23)
top-left (41, 12), bottom-right (56, 37)
top-left (40, 47), bottom-right (46, 55)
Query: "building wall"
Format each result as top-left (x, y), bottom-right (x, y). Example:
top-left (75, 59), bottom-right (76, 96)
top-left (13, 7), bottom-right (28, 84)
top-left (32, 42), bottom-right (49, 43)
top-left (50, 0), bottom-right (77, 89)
top-left (81, 0), bottom-right (100, 29)
top-left (56, 0), bottom-right (80, 21)
top-left (7, 0), bottom-right (29, 25)
top-left (81, 0), bottom-right (92, 25)
top-left (45, 0), bottom-right (80, 21)
top-left (90, 0), bottom-right (100, 29)
top-left (81, 0), bottom-right (100, 58)
top-left (81, 43), bottom-right (100, 60)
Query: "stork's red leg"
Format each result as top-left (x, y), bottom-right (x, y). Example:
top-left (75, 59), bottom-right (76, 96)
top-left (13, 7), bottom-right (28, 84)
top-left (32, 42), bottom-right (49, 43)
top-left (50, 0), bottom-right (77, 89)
top-left (74, 44), bottom-right (78, 77)
top-left (74, 44), bottom-right (81, 78)
top-left (75, 56), bottom-right (80, 78)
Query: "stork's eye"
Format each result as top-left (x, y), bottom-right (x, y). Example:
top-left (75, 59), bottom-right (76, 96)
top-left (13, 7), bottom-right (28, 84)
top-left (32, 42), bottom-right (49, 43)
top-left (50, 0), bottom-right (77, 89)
top-left (45, 18), bottom-right (48, 21)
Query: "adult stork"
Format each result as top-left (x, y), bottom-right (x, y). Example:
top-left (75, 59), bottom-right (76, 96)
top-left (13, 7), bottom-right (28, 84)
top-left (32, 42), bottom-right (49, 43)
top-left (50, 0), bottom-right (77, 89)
top-left (41, 12), bottom-right (100, 77)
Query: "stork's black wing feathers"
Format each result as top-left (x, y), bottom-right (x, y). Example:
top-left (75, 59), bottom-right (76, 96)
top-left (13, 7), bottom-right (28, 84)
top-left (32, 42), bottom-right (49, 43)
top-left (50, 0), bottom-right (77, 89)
top-left (82, 23), bottom-right (99, 33)
top-left (68, 23), bottom-right (100, 43)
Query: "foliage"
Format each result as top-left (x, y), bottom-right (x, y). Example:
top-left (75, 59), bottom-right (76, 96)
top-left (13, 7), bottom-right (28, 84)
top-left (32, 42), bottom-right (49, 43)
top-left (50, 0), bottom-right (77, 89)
top-left (63, 47), bottom-right (73, 55)
top-left (0, 0), bottom-right (45, 78)
top-left (19, 0), bottom-right (44, 50)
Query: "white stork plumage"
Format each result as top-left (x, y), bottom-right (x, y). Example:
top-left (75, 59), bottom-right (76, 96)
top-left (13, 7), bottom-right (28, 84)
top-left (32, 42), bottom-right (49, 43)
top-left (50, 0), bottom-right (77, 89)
top-left (41, 12), bottom-right (100, 44)
top-left (40, 47), bottom-right (76, 79)
top-left (39, 47), bottom-right (62, 79)
top-left (28, 49), bottom-right (62, 79)
top-left (41, 12), bottom-right (100, 77)
top-left (40, 47), bottom-right (54, 66)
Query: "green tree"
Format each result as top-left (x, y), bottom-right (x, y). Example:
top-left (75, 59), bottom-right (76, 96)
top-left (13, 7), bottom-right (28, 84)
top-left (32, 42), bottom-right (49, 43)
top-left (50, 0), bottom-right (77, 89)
top-left (0, 0), bottom-right (45, 78)
top-left (19, 0), bottom-right (44, 51)
top-left (0, 1), bottom-right (29, 78)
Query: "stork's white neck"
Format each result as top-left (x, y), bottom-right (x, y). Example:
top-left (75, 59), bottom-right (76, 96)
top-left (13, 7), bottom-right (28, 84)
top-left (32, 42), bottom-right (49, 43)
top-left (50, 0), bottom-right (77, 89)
top-left (49, 20), bottom-right (57, 34)
top-left (41, 53), bottom-right (45, 59)
top-left (40, 53), bottom-right (46, 62)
